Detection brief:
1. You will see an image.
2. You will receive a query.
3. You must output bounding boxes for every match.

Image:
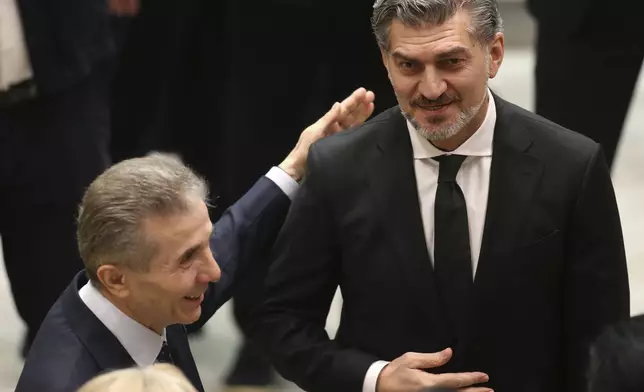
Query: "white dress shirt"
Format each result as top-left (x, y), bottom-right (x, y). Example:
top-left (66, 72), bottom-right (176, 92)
top-left (362, 91), bottom-right (497, 392)
top-left (79, 281), bottom-right (166, 366)
top-left (265, 166), bottom-right (300, 201)
top-left (0, 0), bottom-right (33, 91)
top-left (79, 167), bottom-right (299, 365)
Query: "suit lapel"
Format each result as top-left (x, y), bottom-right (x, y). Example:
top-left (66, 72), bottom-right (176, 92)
top-left (167, 325), bottom-right (204, 392)
top-left (371, 111), bottom-right (450, 334)
top-left (476, 96), bottom-right (544, 279)
top-left (470, 96), bottom-right (544, 306)
top-left (64, 273), bottom-right (136, 371)
top-left (453, 95), bottom-right (544, 365)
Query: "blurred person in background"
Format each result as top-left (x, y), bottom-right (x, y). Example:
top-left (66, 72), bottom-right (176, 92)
top-left (0, 0), bottom-right (138, 358)
top-left (14, 89), bottom-right (375, 392)
top-left (528, 0), bottom-right (644, 170)
top-left (586, 314), bottom-right (644, 392)
top-left (78, 364), bottom-right (197, 392)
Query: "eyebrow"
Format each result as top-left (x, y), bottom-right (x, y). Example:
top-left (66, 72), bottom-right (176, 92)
top-left (178, 224), bottom-right (214, 261)
top-left (391, 51), bottom-right (418, 62)
top-left (435, 47), bottom-right (471, 59)
top-left (391, 46), bottom-right (471, 62)
top-left (180, 244), bottom-right (201, 261)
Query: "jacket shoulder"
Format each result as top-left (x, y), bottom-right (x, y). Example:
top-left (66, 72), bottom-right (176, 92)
top-left (499, 98), bottom-right (600, 165)
top-left (312, 106), bottom-right (401, 163)
top-left (16, 298), bottom-right (100, 392)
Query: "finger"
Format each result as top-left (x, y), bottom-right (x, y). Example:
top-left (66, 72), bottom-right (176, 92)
top-left (327, 122), bottom-right (343, 136)
top-left (402, 349), bottom-right (452, 369)
top-left (316, 102), bottom-right (342, 128)
top-left (338, 87), bottom-right (368, 118)
top-left (431, 372), bottom-right (490, 389)
top-left (351, 100), bottom-right (375, 126)
top-left (340, 90), bottom-right (376, 127)
top-left (458, 387), bottom-right (494, 392)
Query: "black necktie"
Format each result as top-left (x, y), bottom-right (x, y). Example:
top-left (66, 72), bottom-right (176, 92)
top-left (156, 340), bottom-right (174, 364)
top-left (433, 154), bottom-right (473, 343)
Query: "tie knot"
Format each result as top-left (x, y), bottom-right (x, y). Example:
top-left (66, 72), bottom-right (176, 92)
top-left (434, 155), bottom-right (467, 182)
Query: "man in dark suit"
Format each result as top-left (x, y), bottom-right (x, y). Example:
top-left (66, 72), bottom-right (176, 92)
top-left (528, 0), bottom-right (644, 170)
top-left (253, 1), bottom-right (630, 391)
top-left (14, 89), bottom-right (375, 392)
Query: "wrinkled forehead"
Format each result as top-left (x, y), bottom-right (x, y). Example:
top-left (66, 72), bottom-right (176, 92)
top-left (141, 200), bottom-right (211, 248)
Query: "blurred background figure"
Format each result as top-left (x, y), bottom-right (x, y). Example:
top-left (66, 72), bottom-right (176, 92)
top-left (78, 364), bottom-right (197, 392)
top-left (0, 0), bottom-right (137, 358)
top-left (528, 0), bottom-right (644, 170)
top-left (587, 314), bottom-right (644, 392)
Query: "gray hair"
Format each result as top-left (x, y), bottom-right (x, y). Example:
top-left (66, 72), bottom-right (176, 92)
top-left (77, 153), bottom-right (209, 283)
top-left (372, 0), bottom-right (503, 50)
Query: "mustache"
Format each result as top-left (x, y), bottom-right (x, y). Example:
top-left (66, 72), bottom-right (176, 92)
top-left (411, 93), bottom-right (459, 107)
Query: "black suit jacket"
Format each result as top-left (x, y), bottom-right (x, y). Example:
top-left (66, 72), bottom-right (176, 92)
top-left (15, 0), bottom-right (124, 95)
top-left (15, 176), bottom-right (291, 392)
top-left (527, 0), bottom-right (634, 35)
top-left (253, 96), bottom-right (630, 392)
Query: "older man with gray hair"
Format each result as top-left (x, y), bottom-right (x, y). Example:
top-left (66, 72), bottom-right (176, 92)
top-left (253, 0), bottom-right (630, 391)
top-left (14, 88), bottom-right (375, 392)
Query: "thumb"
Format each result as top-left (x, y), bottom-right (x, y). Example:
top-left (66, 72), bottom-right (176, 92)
top-left (411, 348), bottom-right (453, 369)
top-left (318, 102), bottom-right (341, 127)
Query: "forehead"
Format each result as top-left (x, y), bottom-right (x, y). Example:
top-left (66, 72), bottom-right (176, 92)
top-left (388, 10), bottom-right (475, 56)
top-left (142, 199), bottom-right (210, 245)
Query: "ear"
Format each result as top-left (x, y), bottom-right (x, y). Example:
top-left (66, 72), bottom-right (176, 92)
top-left (96, 264), bottom-right (130, 298)
top-left (487, 32), bottom-right (505, 79)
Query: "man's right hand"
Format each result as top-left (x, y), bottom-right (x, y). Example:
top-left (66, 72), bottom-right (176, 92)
top-left (376, 349), bottom-right (492, 392)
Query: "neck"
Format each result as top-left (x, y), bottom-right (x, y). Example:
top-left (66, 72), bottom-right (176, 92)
top-left (97, 286), bottom-right (165, 336)
top-left (431, 93), bottom-right (489, 151)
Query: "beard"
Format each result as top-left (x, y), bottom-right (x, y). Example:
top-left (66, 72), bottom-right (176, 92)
top-left (399, 89), bottom-right (488, 141)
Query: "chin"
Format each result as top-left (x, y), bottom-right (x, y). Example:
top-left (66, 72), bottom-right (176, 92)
top-left (177, 307), bottom-right (202, 325)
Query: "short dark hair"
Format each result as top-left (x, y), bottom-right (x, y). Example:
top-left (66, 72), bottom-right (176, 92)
top-left (588, 314), bottom-right (644, 392)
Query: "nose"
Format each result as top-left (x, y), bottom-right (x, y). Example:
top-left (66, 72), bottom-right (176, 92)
top-left (197, 251), bottom-right (221, 283)
top-left (419, 66), bottom-right (447, 101)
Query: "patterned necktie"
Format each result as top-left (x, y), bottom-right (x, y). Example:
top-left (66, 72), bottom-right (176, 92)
top-left (156, 340), bottom-right (174, 364)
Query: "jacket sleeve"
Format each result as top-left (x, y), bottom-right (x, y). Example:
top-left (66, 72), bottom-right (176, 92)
top-left (191, 176), bottom-right (291, 329)
top-left (563, 145), bottom-right (630, 391)
top-left (251, 146), bottom-right (379, 392)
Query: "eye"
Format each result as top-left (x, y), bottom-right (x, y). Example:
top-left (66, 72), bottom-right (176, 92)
top-left (180, 249), bottom-right (197, 264)
top-left (442, 58), bottom-right (464, 67)
top-left (398, 61), bottom-right (416, 71)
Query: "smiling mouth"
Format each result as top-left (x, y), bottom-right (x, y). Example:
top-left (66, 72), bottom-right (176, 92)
top-left (184, 294), bottom-right (203, 301)
top-left (418, 102), bottom-right (451, 111)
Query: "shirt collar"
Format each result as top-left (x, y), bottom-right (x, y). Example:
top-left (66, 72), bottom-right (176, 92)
top-left (407, 89), bottom-right (497, 159)
top-left (79, 281), bottom-right (166, 367)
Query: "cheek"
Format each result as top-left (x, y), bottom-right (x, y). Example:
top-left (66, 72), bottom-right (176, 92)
top-left (390, 76), bottom-right (416, 100)
top-left (170, 268), bottom-right (199, 295)
top-left (448, 71), bottom-right (488, 100)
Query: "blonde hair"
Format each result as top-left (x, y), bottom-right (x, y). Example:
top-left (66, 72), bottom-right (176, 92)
top-left (77, 364), bottom-right (197, 392)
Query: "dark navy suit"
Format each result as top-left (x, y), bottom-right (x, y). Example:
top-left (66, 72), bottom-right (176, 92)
top-left (15, 176), bottom-right (291, 392)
